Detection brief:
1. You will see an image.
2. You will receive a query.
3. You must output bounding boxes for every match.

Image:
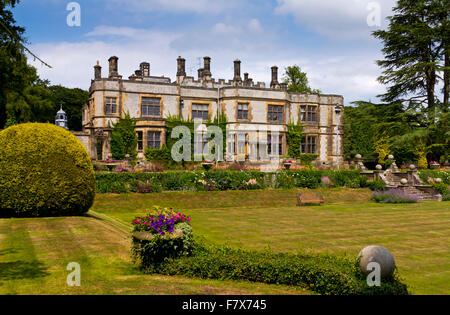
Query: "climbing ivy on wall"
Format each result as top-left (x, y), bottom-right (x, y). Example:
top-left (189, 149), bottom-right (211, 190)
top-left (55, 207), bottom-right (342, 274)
top-left (164, 112), bottom-right (227, 162)
top-left (286, 122), bottom-right (303, 158)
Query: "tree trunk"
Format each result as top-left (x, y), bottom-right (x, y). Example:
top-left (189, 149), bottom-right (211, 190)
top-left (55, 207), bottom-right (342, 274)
top-left (444, 48), bottom-right (449, 107)
top-left (426, 66), bottom-right (436, 122)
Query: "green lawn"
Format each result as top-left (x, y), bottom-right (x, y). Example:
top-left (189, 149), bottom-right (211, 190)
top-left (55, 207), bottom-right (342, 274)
top-left (91, 189), bottom-right (450, 295)
top-left (1, 188), bottom-right (449, 295)
top-left (0, 216), bottom-right (309, 295)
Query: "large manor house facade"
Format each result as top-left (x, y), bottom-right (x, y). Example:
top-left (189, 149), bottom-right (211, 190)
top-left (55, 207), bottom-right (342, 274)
top-left (76, 56), bottom-right (344, 167)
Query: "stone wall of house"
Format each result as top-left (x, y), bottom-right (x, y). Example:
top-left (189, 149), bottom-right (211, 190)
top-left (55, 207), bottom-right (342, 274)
top-left (83, 56), bottom-right (344, 167)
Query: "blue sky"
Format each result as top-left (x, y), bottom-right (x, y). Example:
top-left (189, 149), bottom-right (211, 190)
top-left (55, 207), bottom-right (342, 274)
top-left (12, 0), bottom-right (398, 105)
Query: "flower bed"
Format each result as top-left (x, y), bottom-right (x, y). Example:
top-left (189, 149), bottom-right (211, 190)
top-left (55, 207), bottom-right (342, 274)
top-left (96, 170), bottom-right (366, 194)
top-left (371, 188), bottom-right (420, 203)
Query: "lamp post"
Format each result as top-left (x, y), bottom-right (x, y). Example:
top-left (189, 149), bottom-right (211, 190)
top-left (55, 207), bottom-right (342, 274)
top-left (334, 105), bottom-right (342, 169)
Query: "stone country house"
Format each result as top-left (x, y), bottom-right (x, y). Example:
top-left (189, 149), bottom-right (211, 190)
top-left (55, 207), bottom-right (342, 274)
top-left (74, 56), bottom-right (344, 168)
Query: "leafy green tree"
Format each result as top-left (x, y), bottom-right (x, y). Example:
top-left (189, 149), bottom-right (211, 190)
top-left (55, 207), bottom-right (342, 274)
top-left (110, 113), bottom-right (138, 161)
top-left (373, 0), bottom-right (449, 118)
top-left (283, 65), bottom-right (321, 94)
top-left (49, 86), bottom-right (89, 131)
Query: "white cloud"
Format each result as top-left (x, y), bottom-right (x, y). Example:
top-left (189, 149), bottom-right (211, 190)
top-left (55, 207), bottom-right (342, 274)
top-left (29, 25), bottom-right (385, 105)
top-left (212, 23), bottom-right (240, 35)
top-left (248, 19), bottom-right (263, 33)
top-left (275, 0), bottom-right (396, 39)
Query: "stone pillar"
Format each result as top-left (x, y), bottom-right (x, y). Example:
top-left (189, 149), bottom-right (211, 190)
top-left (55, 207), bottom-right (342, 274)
top-left (355, 154), bottom-right (367, 172)
top-left (94, 61), bottom-right (102, 80)
top-left (270, 66), bottom-right (279, 89)
top-left (387, 155), bottom-right (399, 172)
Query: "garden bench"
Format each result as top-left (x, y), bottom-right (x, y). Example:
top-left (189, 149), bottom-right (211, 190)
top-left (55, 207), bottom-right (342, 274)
top-left (297, 192), bottom-right (325, 206)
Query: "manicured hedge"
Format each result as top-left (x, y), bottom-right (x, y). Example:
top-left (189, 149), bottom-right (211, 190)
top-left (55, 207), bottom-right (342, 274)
top-left (96, 170), bottom-right (365, 193)
top-left (140, 243), bottom-right (408, 295)
top-left (0, 123), bottom-right (95, 217)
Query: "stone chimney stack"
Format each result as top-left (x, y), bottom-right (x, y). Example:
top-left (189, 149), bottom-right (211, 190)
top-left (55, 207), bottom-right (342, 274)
top-left (234, 59), bottom-right (242, 82)
top-left (270, 66), bottom-right (280, 89)
top-left (177, 56), bottom-right (186, 77)
top-left (203, 56), bottom-right (212, 79)
top-left (94, 61), bottom-right (102, 80)
top-left (108, 56), bottom-right (119, 78)
top-left (140, 62), bottom-right (150, 77)
top-left (198, 68), bottom-right (204, 80)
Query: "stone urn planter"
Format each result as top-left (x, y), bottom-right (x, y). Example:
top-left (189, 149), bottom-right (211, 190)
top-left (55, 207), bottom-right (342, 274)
top-left (429, 163), bottom-right (440, 170)
top-left (283, 160), bottom-right (293, 170)
top-left (201, 162), bottom-right (214, 171)
top-left (105, 163), bottom-right (119, 172)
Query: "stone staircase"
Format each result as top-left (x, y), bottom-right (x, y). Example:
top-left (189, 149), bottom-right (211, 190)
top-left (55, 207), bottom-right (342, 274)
top-left (358, 156), bottom-right (442, 202)
top-left (382, 170), bottom-right (442, 202)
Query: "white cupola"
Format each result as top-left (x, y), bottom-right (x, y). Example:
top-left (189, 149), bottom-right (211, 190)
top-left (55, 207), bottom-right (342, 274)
top-left (55, 105), bottom-right (68, 130)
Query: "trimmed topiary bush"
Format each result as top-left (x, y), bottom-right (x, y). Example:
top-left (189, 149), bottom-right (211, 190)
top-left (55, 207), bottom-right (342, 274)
top-left (0, 123), bottom-right (95, 217)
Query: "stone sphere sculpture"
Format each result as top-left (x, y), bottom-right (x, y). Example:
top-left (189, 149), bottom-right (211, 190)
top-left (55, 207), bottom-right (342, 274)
top-left (355, 154), bottom-right (362, 159)
top-left (358, 245), bottom-right (396, 278)
top-left (388, 155), bottom-right (394, 160)
top-left (409, 164), bottom-right (416, 170)
top-left (376, 164), bottom-right (383, 170)
top-left (400, 179), bottom-right (408, 185)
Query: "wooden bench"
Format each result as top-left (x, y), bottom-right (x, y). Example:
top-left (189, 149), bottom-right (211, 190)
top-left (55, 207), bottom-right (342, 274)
top-left (297, 191), bottom-right (325, 206)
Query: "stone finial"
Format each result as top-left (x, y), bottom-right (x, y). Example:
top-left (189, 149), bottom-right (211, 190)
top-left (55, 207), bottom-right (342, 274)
top-left (376, 164), bottom-right (382, 170)
top-left (388, 155), bottom-right (394, 160)
top-left (409, 164), bottom-right (416, 170)
top-left (355, 154), bottom-right (362, 160)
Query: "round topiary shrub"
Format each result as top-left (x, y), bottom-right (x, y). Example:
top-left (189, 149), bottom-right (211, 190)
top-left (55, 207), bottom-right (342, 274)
top-left (0, 123), bottom-right (95, 217)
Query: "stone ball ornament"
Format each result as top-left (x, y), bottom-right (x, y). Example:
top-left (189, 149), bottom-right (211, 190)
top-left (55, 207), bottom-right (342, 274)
top-left (358, 245), bottom-right (396, 278)
top-left (400, 179), bottom-right (408, 185)
top-left (376, 164), bottom-right (383, 170)
top-left (355, 154), bottom-right (362, 159)
top-left (388, 155), bottom-right (394, 160)
top-left (409, 164), bottom-right (416, 170)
